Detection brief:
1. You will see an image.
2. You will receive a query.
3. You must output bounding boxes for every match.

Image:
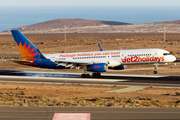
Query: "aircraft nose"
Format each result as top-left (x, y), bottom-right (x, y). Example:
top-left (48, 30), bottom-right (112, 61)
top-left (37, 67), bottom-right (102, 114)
top-left (171, 55), bottom-right (176, 62)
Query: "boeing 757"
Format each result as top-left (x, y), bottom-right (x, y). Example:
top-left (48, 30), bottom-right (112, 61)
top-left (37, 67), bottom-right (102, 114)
top-left (9, 30), bottom-right (176, 77)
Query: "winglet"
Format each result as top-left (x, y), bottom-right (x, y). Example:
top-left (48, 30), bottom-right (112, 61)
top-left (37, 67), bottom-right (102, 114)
top-left (98, 43), bottom-right (104, 51)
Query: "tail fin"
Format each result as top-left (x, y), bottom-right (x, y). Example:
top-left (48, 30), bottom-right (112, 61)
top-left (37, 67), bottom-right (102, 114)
top-left (11, 30), bottom-right (44, 59)
top-left (98, 43), bottom-right (104, 51)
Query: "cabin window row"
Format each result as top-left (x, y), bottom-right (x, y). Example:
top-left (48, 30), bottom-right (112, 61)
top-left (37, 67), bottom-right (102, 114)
top-left (111, 55), bottom-right (120, 57)
top-left (127, 54), bottom-right (151, 57)
top-left (58, 58), bottom-right (66, 60)
top-left (73, 56), bottom-right (106, 59)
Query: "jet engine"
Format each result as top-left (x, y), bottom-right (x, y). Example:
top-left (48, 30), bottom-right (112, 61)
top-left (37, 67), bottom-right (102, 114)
top-left (87, 63), bottom-right (108, 72)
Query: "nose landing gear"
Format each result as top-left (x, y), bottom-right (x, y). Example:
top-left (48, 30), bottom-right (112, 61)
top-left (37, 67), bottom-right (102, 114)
top-left (153, 64), bottom-right (158, 74)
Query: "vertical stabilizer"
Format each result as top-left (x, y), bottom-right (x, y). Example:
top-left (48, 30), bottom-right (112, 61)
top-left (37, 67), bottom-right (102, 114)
top-left (11, 30), bottom-right (41, 58)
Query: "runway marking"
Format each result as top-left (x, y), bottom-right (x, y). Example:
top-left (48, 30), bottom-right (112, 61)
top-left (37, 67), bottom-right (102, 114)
top-left (0, 75), bottom-right (128, 82)
top-left (106, 86), bottom-right (147, 93)
top-left (53, 113), bottom-right (90, 120)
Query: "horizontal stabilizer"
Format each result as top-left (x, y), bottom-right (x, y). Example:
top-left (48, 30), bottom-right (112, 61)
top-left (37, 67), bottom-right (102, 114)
top-left (4, 59), bottom-right (33, 63)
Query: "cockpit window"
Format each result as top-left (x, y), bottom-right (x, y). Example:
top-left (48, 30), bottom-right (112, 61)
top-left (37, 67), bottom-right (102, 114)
top-left (163, 53), bottom-right (171, 56)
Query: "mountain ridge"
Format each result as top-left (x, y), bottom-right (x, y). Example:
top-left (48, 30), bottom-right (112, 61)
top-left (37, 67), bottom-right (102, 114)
top-left (1, 19), bottom-right (180, 34)
top-left (11, 18), bottom-right (130, 32)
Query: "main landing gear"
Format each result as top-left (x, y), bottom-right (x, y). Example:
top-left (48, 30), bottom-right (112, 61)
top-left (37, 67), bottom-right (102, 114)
top-left (153, 64), bottom-right (158, 74)
top-left (92, 72), bottom-right (101, 77)
top-left (81, 74), bottom-right (90, 78)
top-left (81, 72), bottom-right (101, 78)
top-left (81, 66), bottom-right (101, 78)
top-left (81, 66), bottom-right (90, 78)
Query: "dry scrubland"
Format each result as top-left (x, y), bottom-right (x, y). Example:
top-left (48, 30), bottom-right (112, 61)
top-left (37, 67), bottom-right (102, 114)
top-left (0, 33), bottom-right (180, 107)
top-left (0, 83), bottom-right (180, 108)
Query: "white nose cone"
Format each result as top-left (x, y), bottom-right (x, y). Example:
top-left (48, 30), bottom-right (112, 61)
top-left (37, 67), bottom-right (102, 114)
top-left (170, 55), bottom-right (176, 62)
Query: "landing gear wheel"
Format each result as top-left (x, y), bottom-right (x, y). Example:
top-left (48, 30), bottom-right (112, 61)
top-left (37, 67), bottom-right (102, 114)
top-left (96, 72), bottom-right (101, 77)
top-left (153, 64), bottom-right (158, 74)
top-left (92, 73), bottom-right (97, 77)
top-left (81, 74), bottom-right (90, 78)
top-left (81, 66), bottom-right (91, 78)
top-left (92, 72), bottom-right (101, 78)
top-left (85, 74), bottom-right (90, 78)
top-left (153, 71), bottom-right (157, 74)
top-left (81, 74), bottom-right (86, 78)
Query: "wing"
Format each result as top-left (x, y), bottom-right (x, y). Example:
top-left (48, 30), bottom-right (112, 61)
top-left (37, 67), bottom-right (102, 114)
top-left (54, 60), bottom-right (95, 69)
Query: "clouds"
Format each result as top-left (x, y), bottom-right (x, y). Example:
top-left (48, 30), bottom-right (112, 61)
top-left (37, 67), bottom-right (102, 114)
top-left (1, 0), bottom-right (180, 6)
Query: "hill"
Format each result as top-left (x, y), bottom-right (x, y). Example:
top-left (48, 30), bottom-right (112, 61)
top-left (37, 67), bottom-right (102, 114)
top-left (152, 19), bottom-right (180, 24)
top-left (1, 19), bottom-right (180, 34)
top-left (10, 18), bottom-right (130, 32)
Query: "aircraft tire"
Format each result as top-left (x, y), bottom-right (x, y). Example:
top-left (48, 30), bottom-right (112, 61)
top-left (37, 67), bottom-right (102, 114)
top-left (81, 74), bottom-right (86, 78)
top-left (97, 72), bottom-right (101, 77)
top-left (86, 74), bottom-right (90, 78)
top-left (92, 72), bottom-right (101, 77)
top-left (92, 73), bottom-right (97, 78)
top-left (92, 73), bottom-right (97, 77)
top-left (153, 71), bottom-right (157, 74)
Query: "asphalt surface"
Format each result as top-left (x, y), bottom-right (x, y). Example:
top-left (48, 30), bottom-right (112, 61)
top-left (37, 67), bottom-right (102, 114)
top-left (0, 70), bottom-right (179, 87)
top-left (0, 107), bottom-right (179, 120)
top-left (0, 70), bottom-right (180, 120)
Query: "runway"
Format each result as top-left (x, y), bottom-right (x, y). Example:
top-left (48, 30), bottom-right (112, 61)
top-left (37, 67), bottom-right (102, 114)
top-left (0, 106), bottom-right (179, 120)
top-left (0, 69), bottom-right (180, 87)
top-left (0, 70), bottom-right (180, 120)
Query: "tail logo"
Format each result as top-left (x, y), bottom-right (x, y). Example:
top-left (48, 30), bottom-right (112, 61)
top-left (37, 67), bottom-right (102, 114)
top-left (17, 41), bottom-right (38, 58)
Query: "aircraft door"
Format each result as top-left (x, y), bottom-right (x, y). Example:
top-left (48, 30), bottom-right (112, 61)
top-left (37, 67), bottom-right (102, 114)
top-left (155, 52), bottom-right (157, 57)
top-left (154, 52), bottom-right (158, 59)
top-left (121, 53), bottom-right (125, 60)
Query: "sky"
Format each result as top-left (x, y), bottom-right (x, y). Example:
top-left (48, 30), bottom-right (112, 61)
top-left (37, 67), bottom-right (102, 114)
top-left (1, 0), bottom-right (180, 6)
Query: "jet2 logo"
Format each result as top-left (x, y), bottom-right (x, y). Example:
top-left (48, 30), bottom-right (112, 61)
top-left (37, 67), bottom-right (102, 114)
top-left (91, 66), bottom-right (102, 69)
top-left (122, 55), bottom-right (164, 63)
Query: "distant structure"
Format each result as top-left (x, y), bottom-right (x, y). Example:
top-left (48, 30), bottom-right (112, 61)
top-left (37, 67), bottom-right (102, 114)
top-left (64, 25), bottom-right (66, 42)
top-left (164, 25), bottom-right (166, 42)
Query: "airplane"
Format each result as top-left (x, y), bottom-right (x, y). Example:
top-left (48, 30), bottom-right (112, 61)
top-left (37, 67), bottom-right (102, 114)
top-left (9, 30), bottom-right (176, 78)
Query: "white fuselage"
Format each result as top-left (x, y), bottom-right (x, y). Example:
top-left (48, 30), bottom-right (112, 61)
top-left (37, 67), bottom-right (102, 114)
top-left (44, 48), bottom-right (176, 67)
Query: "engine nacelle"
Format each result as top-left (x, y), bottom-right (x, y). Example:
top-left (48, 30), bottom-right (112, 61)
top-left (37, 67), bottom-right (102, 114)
top-left (110, 65), bottom-right (127, 70)
top-left (87, 63), bottom-right (108, 72)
